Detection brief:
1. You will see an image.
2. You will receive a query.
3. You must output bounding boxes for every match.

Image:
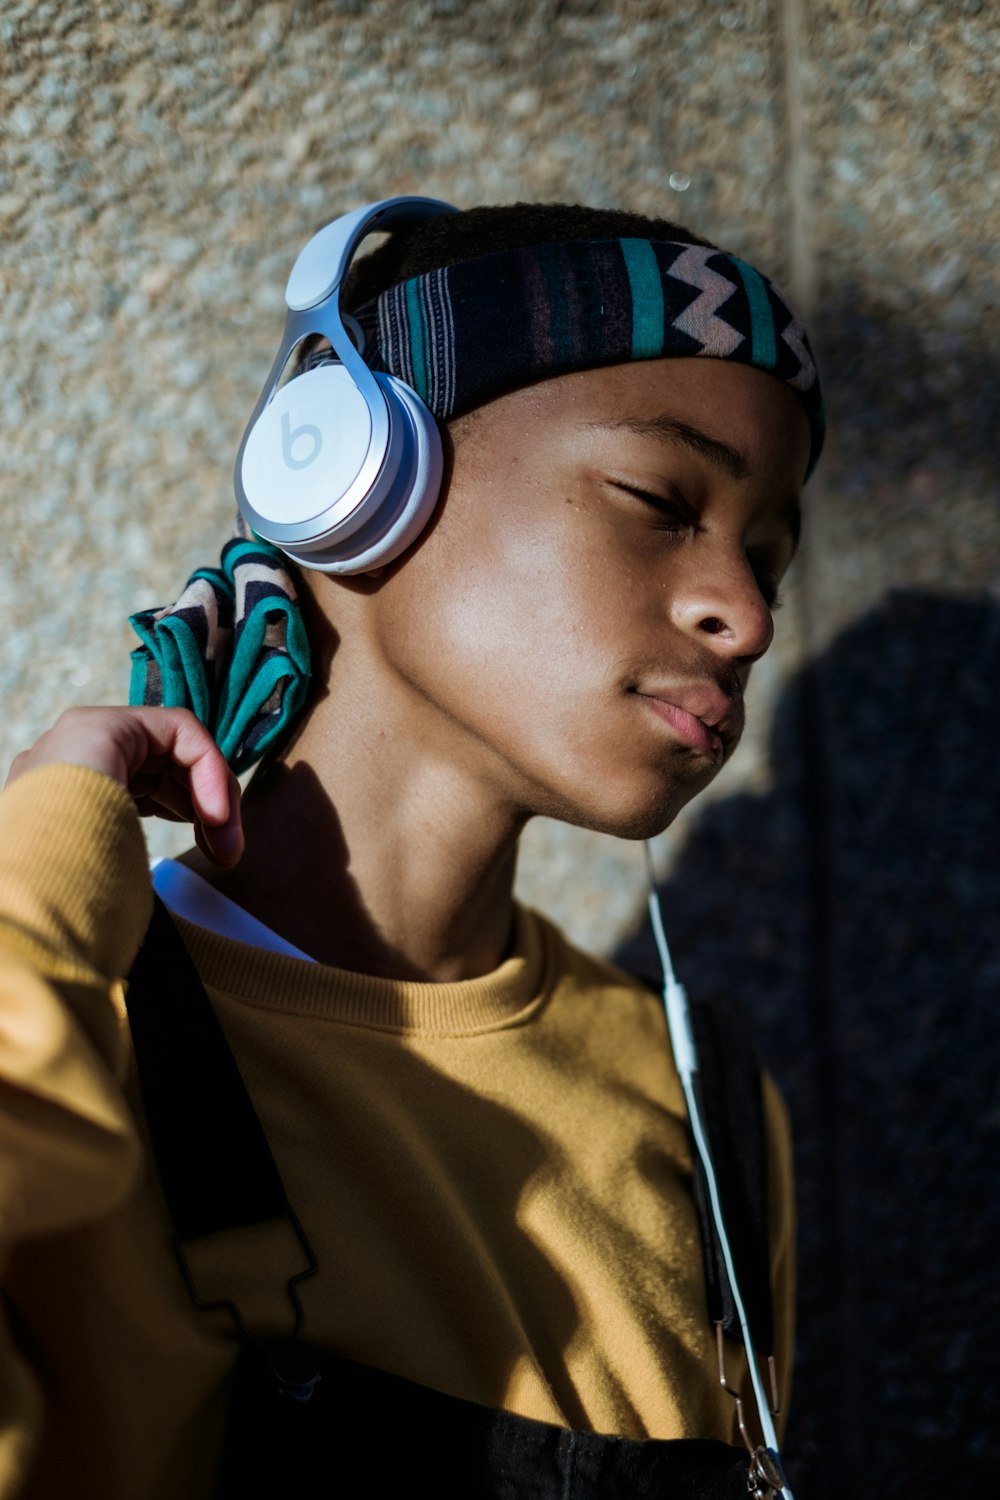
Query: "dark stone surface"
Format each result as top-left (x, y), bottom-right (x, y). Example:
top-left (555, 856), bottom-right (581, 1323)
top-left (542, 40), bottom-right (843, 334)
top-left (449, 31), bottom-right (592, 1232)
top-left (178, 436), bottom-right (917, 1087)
top-left (619, 589), bottom-right (1000, 1496)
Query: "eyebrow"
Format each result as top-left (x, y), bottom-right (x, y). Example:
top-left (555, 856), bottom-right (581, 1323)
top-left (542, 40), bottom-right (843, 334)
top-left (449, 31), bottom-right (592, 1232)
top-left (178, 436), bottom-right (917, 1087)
top-left (588, 414), bottom-right (751, 479)
top-left (586, 413), bottom-right (802, 544)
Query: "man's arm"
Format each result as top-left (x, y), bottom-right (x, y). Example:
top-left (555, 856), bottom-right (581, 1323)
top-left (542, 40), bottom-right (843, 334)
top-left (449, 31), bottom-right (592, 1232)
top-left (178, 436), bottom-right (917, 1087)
top-left (0, 708), bottom-right (242, 1492)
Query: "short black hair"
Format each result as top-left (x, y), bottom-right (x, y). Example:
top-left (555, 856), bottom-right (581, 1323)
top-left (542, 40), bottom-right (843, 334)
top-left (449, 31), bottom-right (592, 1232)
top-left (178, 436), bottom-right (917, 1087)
top-left (343, 201), bottom-right (714, 311)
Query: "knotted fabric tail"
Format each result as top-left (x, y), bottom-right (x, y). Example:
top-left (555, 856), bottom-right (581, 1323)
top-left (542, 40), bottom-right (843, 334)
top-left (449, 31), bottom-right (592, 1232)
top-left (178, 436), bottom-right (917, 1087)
top-left (129, 521), bottom-right (311, 774)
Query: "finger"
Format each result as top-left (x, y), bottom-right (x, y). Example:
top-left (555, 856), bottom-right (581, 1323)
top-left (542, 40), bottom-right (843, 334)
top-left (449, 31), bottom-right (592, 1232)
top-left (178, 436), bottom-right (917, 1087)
top-left (7, 707), bottom-right (229, 811)
top-left (120, 710), bottom-right (235, 829)
top-left (199, 768), bottom-right (244, 868)
top-left (147, 767), bottom-right (200, 824)
top-left (124, 715), bottom-right (244, 865)
top-left (6, 707), bottom-right (245, 862)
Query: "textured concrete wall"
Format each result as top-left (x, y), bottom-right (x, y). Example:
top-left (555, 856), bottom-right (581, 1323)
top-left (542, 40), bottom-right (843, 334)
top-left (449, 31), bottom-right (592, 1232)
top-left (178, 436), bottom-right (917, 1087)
top-left (2, 2), bottom-right (998, 1493)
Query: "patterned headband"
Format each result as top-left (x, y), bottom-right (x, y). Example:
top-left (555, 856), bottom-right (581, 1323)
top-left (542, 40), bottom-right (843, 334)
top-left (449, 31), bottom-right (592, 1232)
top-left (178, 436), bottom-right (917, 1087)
top-left (353, 237), bottom-right (825, 477)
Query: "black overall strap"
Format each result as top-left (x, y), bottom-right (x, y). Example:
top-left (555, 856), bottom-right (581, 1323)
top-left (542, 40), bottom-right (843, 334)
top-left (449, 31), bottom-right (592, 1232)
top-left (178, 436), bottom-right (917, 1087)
top-left (124, 894), bottom-right (289, 1238)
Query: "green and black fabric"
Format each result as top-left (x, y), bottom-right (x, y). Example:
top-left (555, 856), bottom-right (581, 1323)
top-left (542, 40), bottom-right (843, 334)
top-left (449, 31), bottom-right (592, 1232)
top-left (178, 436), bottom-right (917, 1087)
top-left (353, 237), bottom-right (825, 476)
top-left (129, 524), bottom-right (310, 774)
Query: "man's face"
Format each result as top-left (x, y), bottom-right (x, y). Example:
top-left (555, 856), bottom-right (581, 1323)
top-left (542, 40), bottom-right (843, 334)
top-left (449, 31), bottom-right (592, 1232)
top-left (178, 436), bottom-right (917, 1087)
top-left (366, 356), bottom-right (811, 839)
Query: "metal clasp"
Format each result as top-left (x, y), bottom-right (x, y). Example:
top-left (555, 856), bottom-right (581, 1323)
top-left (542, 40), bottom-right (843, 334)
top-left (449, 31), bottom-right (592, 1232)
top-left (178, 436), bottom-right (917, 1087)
top-left (716, 1323), bottom-right (784, 1493)
top-left (747, 1443), bottom-right (789, 1499)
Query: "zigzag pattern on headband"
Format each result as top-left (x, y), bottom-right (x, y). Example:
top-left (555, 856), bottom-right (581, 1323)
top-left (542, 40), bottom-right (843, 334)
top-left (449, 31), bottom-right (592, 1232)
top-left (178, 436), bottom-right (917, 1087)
top-left (363, 236), bottom-right (825, 475)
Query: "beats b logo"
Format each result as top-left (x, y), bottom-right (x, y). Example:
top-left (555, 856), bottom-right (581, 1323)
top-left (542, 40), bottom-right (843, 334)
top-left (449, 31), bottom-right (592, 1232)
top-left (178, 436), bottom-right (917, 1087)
top-left (242, 366), bottom-right (371, 526)
top-left (282, 410), bottom-right (323, 470)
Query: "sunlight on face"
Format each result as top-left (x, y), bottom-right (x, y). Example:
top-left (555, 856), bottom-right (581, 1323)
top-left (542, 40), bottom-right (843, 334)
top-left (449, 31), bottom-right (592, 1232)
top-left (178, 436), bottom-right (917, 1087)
top-left (365, 358), bottom-right (811, 839)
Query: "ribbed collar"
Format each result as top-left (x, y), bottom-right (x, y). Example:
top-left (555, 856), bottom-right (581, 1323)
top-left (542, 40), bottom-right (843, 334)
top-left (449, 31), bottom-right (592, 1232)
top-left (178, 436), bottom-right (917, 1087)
top-left (170, 903), bottom-right (549, 1037)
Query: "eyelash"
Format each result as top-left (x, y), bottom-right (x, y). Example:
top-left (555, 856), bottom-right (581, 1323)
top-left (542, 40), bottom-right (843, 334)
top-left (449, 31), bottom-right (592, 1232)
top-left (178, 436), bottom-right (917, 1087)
top-left (615, 482), bottom-right (785, 611)
top-left (616, 482), bottom-right (692, 530)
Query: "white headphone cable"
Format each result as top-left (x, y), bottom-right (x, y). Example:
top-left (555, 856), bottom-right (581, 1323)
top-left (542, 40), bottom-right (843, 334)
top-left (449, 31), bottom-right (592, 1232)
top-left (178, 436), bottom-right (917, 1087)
top-left (644, 842), bottom-right (794, 1500)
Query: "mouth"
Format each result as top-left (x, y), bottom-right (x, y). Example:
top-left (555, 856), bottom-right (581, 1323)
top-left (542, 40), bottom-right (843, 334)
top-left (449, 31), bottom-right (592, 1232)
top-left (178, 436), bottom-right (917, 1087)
top-left (633, 682), bottom-right (743, 763)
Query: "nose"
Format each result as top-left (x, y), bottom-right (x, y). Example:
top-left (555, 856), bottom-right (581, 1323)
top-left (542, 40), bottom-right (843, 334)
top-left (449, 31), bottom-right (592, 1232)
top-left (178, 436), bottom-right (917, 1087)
top-left (670, 557), bottom-right (775, 664)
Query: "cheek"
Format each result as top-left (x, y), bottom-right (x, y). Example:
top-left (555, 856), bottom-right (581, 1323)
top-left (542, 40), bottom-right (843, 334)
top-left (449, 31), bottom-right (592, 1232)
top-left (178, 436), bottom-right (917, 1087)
top-left (369, 491), bottom-right (724, 834)
top-left (375, 483), bottom-right (623, 754)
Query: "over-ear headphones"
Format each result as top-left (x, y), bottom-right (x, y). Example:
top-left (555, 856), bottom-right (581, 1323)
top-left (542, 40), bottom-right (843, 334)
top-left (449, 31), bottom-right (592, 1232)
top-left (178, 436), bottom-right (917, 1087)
top-left (235, 196), bottom-right (458, 574)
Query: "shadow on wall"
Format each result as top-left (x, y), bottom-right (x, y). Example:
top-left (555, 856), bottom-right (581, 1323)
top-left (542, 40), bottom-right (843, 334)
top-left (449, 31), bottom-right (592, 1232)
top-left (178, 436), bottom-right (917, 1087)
top-left (616, 589), bottom-right (1000, 1498)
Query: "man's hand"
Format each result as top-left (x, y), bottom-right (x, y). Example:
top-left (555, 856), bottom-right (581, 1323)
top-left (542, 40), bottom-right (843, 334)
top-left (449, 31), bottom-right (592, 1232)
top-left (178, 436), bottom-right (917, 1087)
top-left (6, 707), bottom-right (243, 868)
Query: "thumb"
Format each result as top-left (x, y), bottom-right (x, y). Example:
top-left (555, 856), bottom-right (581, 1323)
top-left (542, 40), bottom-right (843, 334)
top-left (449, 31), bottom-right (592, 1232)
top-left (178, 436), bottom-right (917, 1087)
top-left (194, 768), bottom-right (244, 869)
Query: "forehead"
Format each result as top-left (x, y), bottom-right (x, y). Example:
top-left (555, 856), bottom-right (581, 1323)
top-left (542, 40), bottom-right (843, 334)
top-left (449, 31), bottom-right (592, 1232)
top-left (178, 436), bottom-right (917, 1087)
top-left (472, 357), bottom-right (812, 492)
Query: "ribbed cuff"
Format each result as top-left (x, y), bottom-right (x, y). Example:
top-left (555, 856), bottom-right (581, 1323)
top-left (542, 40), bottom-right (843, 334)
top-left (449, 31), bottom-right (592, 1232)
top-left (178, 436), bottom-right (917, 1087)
top-left (0, 764), bottom-right (153, 982)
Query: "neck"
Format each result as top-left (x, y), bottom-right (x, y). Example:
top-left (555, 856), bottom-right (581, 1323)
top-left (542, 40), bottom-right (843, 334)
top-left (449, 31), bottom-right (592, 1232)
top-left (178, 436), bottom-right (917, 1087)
top-left (185, 663), bottom-right (526, 983)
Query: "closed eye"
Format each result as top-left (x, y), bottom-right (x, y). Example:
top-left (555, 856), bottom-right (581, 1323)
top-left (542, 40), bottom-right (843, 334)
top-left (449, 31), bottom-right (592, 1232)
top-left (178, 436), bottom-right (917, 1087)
top-left (610, 478), bottom-right (788, 608)
top-left (611, 481), bottom-right (694, 530)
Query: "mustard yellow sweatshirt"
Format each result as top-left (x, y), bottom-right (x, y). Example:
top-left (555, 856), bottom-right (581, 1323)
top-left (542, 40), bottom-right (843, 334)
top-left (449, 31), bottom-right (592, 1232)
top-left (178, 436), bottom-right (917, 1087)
top-left (0, 765), bottom-right (793, 1500)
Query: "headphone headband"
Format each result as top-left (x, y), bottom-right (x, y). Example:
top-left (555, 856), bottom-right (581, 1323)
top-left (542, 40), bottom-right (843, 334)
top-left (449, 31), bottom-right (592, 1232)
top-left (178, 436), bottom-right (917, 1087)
top-left (285, 197), bottom-right (459, 311)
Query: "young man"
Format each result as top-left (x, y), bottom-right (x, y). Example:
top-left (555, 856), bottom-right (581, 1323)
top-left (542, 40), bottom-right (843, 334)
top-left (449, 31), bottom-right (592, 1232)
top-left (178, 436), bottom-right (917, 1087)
top-left (0, 202), bottom-right (820, 1498)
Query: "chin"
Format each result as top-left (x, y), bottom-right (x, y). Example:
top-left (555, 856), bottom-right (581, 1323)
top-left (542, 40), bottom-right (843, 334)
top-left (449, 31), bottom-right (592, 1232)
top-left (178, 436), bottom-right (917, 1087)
top-left (587, 803), bottom-right (689, 842)
top-left (542, 766), bottom-right (717, 843)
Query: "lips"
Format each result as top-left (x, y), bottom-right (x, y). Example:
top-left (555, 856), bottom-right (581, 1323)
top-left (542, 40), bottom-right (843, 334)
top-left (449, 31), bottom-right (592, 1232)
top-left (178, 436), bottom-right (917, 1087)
top-left (635, 681), bottom-right (743, 760)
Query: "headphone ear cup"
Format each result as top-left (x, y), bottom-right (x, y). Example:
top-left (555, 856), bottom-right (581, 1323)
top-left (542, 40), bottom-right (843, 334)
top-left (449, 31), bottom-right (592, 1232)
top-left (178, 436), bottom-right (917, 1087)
top-left (238, 198), bottom-right (460, 574)
top-left (315, 373), bottom-right (443, 575)
top-left (238, 359), bottom-right (444, 575)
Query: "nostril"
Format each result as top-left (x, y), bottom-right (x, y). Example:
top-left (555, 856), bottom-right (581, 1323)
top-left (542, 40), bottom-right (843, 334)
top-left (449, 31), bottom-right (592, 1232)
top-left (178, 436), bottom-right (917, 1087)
top-left (699, 616), bottom-right (727, 636)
